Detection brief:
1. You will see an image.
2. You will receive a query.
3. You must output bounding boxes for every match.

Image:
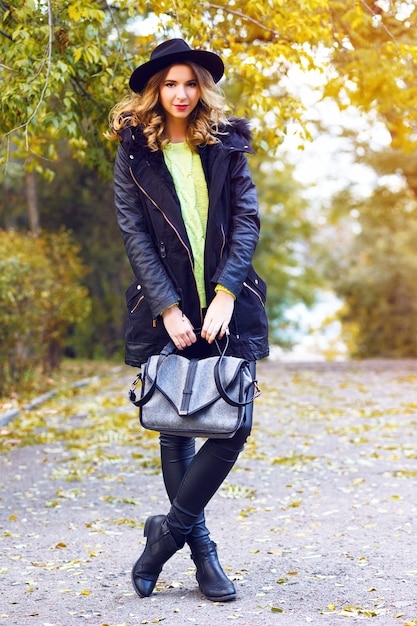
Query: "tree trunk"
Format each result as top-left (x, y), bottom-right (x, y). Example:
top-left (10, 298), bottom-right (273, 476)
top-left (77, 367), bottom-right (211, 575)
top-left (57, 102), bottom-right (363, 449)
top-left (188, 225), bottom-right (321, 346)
top-left (25, 170), bottom-right (40, 235)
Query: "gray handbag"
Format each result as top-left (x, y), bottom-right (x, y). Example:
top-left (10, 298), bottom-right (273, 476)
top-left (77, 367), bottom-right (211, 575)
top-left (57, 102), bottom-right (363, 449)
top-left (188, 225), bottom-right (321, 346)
top-left (129, 336), bottom-right (260, 438)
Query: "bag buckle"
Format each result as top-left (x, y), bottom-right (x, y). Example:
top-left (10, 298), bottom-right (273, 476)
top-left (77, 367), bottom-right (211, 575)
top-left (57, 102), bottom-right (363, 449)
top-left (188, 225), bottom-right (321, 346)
top-left (129, 371), bottom-right (142, 403)
top-left (253, 380), bottom-right (261, 400)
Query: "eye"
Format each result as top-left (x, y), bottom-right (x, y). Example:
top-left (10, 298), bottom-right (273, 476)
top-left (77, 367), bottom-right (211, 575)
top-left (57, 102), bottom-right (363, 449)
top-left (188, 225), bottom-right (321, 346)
top-left (188, 81), bottom-right (198, 87)
top-left (164, 81), bottom-right (176, 88)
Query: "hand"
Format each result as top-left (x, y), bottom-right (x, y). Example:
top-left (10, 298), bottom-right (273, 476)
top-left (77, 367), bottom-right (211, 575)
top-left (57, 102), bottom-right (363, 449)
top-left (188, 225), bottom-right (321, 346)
top-left (202, 291), bottom-right (235, 344)
top-left (162, 305), bottom-right (197, 350)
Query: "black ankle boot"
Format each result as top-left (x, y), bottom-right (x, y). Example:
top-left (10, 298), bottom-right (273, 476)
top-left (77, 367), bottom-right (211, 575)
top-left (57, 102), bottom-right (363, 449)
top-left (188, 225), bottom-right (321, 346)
top-left (132, 515), bottom-right (184, 597)
top-left (191, 541), bottom-right (237, 602)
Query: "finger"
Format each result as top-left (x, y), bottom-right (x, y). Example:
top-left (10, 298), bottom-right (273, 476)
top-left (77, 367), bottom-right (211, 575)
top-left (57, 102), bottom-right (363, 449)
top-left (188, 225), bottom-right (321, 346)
top-left (217, 324), bottom-right (229, 340)
top-left (207, 325), bottom-right (221, 344)
top-left (184, 329), bottom-right (197, 345)
top-left (201, 322), bottom-right (211, 339)
top-left (174, 328), bottom-right (197, 349)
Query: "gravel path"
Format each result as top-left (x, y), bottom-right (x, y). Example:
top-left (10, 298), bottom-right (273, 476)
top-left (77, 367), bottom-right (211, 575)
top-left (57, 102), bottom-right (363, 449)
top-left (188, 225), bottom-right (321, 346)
top-left (1, 359), bottom-right (417, 626)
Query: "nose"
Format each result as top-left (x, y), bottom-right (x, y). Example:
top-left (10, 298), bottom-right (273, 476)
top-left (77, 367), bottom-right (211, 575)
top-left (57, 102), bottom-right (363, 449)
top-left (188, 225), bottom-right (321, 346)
top-left (176, 84), bottom-right (187, 101)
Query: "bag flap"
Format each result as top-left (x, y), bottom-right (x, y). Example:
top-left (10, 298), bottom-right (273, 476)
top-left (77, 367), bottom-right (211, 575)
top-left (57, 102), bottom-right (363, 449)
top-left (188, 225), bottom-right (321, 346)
top-left (143, 353), bottom-right (246, 415)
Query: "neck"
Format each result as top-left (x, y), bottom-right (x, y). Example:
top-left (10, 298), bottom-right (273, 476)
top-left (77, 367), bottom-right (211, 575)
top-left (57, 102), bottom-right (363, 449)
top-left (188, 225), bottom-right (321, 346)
top-left (166, 118), bottom-right (188, 143)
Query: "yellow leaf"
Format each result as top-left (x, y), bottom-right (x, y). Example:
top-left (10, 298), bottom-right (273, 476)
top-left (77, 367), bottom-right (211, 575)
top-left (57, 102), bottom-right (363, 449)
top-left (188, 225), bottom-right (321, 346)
top-left (68, 5), bottom-right (81, 21)
top-left (73, 48), bottom-right (83, 63)
top-left (80, 589), bottom-right (91, 595)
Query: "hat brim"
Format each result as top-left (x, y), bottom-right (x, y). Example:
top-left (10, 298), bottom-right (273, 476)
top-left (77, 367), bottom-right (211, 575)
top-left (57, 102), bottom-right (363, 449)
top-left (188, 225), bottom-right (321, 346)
top-left (129, 49), bottom-right (224, 93)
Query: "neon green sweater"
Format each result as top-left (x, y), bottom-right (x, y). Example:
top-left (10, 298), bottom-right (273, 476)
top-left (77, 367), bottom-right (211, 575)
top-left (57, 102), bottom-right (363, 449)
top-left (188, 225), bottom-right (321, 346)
top-left (163, 142), bottom-right (209, 308)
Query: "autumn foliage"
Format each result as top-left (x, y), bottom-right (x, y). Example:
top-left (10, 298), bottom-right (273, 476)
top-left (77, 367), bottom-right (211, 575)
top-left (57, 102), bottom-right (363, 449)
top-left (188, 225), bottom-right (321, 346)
top-left (1, 1), bottom-right (416, 171)
top-left (0, 229), bottom-right (91, 393)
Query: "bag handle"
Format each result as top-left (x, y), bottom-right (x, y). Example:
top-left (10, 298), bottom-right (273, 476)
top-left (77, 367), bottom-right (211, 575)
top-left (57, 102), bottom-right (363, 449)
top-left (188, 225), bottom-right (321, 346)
top-left (161, 332), bottom-right (261, 408)
top-left (160, 329), bottom-right (224, 357)
top-left (214, 336), bottom-right (261, 408)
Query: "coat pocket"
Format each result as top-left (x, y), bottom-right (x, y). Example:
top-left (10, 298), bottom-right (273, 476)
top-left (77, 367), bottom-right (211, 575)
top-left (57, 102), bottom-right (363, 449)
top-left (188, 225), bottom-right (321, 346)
top-left (125, 280), bottom-right (169, 366)
top-left (243, 269), bottom-right (266, 308)
top-left (232, 266), bottom-right (268, 338)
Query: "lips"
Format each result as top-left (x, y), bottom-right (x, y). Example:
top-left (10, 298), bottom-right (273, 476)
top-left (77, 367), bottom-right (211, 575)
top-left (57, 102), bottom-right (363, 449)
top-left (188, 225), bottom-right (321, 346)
top-left (174, 105), bottom-right (188, 111)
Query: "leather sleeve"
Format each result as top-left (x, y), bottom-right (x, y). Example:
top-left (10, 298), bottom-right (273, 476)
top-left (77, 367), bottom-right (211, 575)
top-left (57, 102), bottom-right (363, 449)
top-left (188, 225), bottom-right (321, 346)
top-left (114, 143), bottom-right (180, 318)
top-left (212, 151), bottom-right (260, 297)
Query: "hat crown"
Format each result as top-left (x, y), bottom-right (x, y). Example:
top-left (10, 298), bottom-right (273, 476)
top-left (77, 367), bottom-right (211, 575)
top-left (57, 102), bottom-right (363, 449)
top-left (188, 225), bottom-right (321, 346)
top-left (150, 39), bottom-right (192, 62)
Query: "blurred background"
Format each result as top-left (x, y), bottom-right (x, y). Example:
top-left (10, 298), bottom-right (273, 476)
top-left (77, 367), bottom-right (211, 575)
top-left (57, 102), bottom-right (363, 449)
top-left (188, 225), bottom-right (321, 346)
top-left (1, 0), bottom-right (417, 395)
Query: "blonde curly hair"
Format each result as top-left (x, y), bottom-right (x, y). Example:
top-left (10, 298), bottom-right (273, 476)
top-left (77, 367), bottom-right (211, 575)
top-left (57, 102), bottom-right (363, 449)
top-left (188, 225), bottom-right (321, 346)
top-left (107, 62), bottom-right (229, 151)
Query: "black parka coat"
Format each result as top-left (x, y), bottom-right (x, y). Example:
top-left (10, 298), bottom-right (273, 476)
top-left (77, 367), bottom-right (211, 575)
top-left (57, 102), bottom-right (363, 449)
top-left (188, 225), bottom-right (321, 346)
top-left (114, 117), bottom-right (269, 366)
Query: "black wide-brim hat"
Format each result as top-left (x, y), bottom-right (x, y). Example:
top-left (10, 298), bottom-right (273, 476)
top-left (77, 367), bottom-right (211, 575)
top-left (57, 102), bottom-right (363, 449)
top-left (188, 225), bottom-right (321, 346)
top-left (129, 38), bottom-right (224, 94)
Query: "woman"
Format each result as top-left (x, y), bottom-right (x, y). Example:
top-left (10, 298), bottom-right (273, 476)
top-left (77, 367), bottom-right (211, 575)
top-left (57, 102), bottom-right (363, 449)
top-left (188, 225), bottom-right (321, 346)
top-left (109, 38), bottom-right (269, 602)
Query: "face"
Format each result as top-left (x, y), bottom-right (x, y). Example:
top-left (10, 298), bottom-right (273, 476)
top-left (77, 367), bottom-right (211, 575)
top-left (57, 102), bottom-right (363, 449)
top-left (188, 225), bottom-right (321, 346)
top-left (159, 64), bottom-right (201, 123)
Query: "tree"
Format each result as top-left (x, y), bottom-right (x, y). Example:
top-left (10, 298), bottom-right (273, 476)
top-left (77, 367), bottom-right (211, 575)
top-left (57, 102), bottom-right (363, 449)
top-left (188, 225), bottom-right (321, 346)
top-left (1, 0), bottom-right (124, 178)
top-left (38, 152), bottom-right (131, 359)
top-left (323, 147), bottom-right (417, 357)
top-left (2, 0), bottom-right (417, 359)
top-left (0, 147), bottom-right (132, 360)
top-left (326, 0), bottom-right (417, 153)
top-left (2, 1), bottom-right (416, 177)
top-left (0, 229), bottom-right (91, 392)
top-left (250, 153), bottom-right (320, 345)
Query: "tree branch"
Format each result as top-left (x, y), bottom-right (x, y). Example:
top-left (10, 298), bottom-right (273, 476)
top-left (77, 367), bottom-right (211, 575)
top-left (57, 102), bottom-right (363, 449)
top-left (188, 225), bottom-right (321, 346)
top-left (0, 27), bottom-right (12, 40)
top-left (360, 0), bottom-right (400, 47)
top-left (208, 3), bottom-right (283, 40)
top-left (70, 75), bottom-right (93, 100)
top-left (0, 1), bottom-right (18, 23)
top-left (2, 0), bottom-right (54, 148)
top-left (104, 0), bottom-right (134, 71)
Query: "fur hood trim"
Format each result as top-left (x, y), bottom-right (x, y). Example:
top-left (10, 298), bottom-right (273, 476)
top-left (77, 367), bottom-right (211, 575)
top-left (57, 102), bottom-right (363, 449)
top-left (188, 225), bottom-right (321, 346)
top-left (118, 116), bottom-right (254, 153)
top-left (219, 117), bottom-right (254, 153)
top-left (227, 117), bottom-right (252, 142)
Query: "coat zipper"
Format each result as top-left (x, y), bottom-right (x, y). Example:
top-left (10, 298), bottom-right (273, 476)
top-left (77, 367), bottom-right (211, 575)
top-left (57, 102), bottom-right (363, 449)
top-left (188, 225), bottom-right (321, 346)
top-left (129, 168), bottom-right (203, 325)
top-left (131, 295), bottom-right (144, 313)
top-left (220, 224), bottom-right (226, 258)
top-left (243, 281), bottom-right (265, 307)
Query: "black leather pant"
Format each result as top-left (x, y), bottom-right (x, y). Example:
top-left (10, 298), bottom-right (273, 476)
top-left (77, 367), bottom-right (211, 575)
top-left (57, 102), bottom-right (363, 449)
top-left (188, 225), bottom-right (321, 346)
top-left (160, 362), bottom-right (255, 546)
